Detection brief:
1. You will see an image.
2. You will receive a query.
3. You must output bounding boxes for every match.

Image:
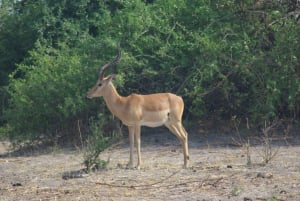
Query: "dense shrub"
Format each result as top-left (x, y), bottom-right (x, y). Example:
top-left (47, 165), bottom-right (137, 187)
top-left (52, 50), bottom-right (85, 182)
top-left (1, 0), bottom-right (299, 141)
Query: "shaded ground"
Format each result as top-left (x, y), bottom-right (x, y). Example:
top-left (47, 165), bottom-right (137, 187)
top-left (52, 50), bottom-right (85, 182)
top-left (0, 127), bottom-right (300, 201)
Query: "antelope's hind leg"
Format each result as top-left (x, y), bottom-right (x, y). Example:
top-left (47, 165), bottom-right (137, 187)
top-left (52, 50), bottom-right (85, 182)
top-left (165, 122), bottom-right (189, 168)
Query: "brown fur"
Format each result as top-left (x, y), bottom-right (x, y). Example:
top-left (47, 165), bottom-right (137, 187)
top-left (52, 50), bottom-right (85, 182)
top-left (87, 74), bottom-right (189, 169)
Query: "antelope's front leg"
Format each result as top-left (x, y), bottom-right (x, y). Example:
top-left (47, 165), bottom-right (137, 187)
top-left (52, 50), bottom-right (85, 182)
top-left (135, 126), bottom-right (142, 170)
top-left (127, 126), bottom-right (135, 168)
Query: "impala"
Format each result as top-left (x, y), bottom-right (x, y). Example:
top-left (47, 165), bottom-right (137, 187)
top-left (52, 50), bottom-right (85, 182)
top-left (87, 46), bottom-right (189, 169)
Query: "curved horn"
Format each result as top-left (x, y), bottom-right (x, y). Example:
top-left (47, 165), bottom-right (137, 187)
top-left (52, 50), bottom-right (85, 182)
top-left (99, 45), bottom-right (122, 80)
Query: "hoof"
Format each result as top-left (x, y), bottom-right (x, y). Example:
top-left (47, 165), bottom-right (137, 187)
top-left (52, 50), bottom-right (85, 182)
top-left (183, 162), bottom-right (189, 169)
top-left (126, 162), bottom-right (134, 169)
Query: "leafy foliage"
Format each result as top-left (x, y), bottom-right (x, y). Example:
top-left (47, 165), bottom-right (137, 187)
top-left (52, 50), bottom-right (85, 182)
top-left (83, 114), bottom-right (113, 172)
top-left (0, 0), bottom-right (299, 142)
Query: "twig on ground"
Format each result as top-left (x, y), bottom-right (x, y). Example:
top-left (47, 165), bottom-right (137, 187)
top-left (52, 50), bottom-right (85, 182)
top-left (95, 170), bottom-right (181, 189)
top-left (95, 171), bottom-right (224, 190)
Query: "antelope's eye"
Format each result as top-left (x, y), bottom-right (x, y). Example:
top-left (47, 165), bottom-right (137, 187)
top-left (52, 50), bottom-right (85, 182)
top-left (98, 83), bottom-right (102, 87)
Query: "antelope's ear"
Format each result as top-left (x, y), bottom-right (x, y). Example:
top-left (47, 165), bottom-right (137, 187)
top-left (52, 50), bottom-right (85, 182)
top-left (108, 74), bottom-right (117, 81)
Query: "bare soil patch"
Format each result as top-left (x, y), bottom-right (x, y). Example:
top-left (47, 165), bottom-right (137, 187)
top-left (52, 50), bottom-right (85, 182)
top-left (1, 128), bottom-right (300, 201)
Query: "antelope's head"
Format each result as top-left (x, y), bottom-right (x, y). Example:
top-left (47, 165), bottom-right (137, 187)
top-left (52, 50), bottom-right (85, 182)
top-left (87, 46), bottom-right (121, 98)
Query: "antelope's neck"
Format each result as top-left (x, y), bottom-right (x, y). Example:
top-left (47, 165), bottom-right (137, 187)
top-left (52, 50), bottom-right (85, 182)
top-left (102, 83), bottom-right (123, 117)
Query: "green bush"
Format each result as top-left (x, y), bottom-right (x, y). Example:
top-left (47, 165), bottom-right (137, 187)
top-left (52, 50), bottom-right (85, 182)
top-left (83, 114), bottom-right (112, 172)
top-left (4, 44), bottom-right (98, 140)
top-left (1, 0), bottom-right (299, 143)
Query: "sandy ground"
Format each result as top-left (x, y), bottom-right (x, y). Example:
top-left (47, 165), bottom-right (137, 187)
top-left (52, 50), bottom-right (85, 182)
top-left (0, 127), bottom-right (300, 201)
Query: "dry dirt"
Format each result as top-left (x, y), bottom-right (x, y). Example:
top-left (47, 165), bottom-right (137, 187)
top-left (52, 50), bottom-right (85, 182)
top-left (0, 127), bottom-right (300, 201)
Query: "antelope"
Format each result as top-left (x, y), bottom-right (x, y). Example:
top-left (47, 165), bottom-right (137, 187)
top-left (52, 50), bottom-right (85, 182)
top-left (87, 46), bottom-right (189, 169)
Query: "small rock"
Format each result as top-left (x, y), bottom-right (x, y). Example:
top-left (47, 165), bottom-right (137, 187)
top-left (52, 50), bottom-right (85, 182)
top-left (256, 172), bottom-right (273, 179)
top-left (280, 190), bottom-right (287, 194)
top-left (62, 170), bottom-right (88, 180)
top-left (64, 190), bottom-right (70, 194)
top-left (12, 183), bottom-right (22, 187)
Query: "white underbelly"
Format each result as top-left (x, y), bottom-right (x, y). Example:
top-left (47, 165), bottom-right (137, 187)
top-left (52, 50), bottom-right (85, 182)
top-left (140, 120), bottom-right (166, 127)
top-left (121, 110), bottom-right (170, 127)
top-left (140, 110), bottom-right (169, 127)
